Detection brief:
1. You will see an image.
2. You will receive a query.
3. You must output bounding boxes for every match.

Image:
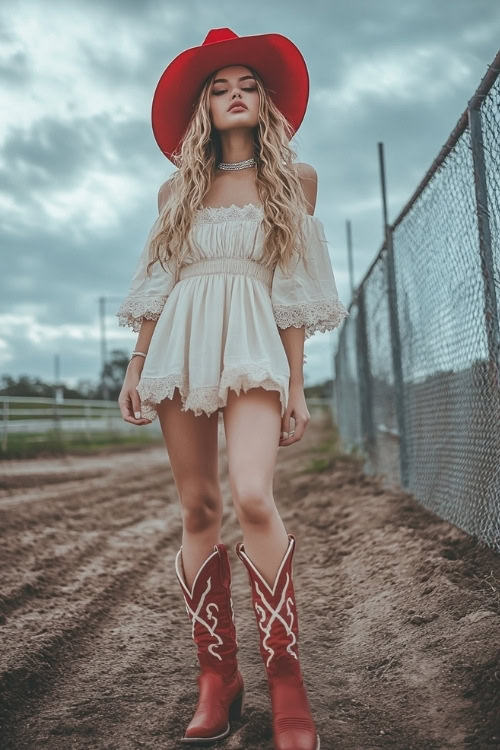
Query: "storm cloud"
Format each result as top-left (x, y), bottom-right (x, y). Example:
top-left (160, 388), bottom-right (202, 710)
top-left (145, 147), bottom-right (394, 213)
top-left (1, 0), bottom-right (499, 387)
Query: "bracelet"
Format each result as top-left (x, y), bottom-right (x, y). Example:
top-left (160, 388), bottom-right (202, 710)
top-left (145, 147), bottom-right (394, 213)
top-left (129, 350), bottom-right (147, 362)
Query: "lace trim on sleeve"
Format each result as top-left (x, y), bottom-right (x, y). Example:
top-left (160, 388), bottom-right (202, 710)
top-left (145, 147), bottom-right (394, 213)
top-left (116, 295), bottom-right (168, 332)
top-left (273, 297), bottom-right (350, 340)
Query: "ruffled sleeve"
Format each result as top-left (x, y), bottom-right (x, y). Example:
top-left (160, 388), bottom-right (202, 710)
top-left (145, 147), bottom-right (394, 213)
top-left (115, 217), bottom-right (176, 332)
top-left (271, 214), bottom-right (349, 340)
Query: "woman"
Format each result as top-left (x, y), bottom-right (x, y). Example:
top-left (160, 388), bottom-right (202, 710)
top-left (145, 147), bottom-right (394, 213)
top-left (117, 27), bottom-right (348, 749)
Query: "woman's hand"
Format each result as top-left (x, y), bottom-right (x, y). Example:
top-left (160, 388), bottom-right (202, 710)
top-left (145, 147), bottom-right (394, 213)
top-left (118, 358), bottom-right (153, 426)
top-left (279, 381), bottom-right (310, 446)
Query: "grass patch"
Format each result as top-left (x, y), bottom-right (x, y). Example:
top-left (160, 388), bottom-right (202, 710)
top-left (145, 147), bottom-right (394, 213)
top-left (298, 417), bottom-right (366, 475)
top-left (301, 450), bottom-right (365, 475)
top-left (0, 430), bottom-right (164, 460)
top-left (2, 402), bottom-right (111, 421)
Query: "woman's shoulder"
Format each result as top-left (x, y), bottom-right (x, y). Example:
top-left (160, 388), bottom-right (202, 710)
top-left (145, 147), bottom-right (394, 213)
top-left (157, 172), bottom-right (179, 214)
top-left (293, 162), bottom-right (318, 180)
top-left (292, 162), bottom-right (318, 216)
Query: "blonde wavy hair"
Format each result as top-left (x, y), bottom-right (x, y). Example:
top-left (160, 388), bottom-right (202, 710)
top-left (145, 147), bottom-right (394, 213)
top-left (147, 65), bottom-right (313, 284)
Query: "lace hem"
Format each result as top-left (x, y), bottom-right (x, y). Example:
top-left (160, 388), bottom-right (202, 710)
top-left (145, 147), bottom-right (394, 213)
top-left (116, 295), bottom-right (168, 332)
top-left (273, 297), bottom-right (350, 339)
top-left (135, 365), bottom-right (289, 435)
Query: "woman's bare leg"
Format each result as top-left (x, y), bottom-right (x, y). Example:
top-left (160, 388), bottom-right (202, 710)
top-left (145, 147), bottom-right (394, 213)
top-left (156, 387), bottom-right (222, 589)
top-left (222, 387), bottom-right (289, 587)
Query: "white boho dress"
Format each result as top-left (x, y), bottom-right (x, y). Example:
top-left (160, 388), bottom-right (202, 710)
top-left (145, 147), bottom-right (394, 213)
top-left (116, 203), bottom-right (349, 436)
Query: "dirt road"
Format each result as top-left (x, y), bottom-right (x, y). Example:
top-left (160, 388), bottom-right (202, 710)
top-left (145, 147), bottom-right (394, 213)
top-left (0, 411), bottom-right (499, 749)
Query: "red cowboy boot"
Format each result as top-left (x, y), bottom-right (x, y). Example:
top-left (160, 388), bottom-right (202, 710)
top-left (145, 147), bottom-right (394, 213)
top-left (235, 534), bottom-right (320, 750)
top-left (175, 542), bottom-right (245, 745)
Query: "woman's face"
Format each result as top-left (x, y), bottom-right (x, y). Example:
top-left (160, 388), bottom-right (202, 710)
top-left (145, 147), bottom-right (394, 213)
top-left (208, 64), bottom-right (259, 132)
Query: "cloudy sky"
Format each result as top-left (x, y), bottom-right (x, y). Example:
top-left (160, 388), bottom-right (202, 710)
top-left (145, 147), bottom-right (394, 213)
top-left (1, 0), bottom-right (500, 392)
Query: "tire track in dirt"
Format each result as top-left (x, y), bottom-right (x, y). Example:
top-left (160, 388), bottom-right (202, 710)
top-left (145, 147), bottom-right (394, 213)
top-left (0, 446), bottom-right (180, 744)
top-left (0, 511), bottom-right (180, 739)
top-left (0, 467), bottom-right (178, 619)
top-left (0, 459), bottom-right (170, 511)
top-left (0, 469), bottom-right (109, 492)
top-left (0, 446), bottom-right (166, 484)
top-left (8, 554), bottom-right (191, 747)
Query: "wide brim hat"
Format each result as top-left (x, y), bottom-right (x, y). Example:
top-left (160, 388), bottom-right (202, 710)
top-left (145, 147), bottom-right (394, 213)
top-left (151, 27), bottom-right (309, 163)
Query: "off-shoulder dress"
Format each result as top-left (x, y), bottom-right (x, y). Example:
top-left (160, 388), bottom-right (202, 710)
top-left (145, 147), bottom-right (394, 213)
top-left (116, 203), bottom-right (349, 436)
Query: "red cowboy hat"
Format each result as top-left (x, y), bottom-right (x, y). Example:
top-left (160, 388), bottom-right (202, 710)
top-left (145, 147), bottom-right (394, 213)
top-left (151, 27), bottom-right (309, 163)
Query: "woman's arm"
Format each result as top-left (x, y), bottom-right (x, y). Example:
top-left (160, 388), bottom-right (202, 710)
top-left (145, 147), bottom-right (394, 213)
top-left (278, 327), bottom-right (305, 387)
top-left (277, 163), bottom-right (318, 444)
top-left (278, 162), bottom-right (318, 385)
top-left (129, 179), bottom-right (174, 356)
top-left (126, 318), bottom-right (158, 378)
top-left (118, 180), bottom-right (174, 424)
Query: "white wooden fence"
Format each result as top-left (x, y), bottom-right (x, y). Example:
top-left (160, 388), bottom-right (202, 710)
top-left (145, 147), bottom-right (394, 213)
top-left (0, 395), bottom-right (163, 451)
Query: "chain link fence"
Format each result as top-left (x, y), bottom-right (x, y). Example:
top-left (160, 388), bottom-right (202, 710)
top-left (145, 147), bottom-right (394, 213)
top-left (333, 51), bottom-right (500, 552)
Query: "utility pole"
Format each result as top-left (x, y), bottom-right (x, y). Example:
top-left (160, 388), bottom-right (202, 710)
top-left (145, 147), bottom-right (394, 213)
top-left (54, 352), bottom-right (60, 386)
top-left (98, 295), bottom-right (127, 403)
top-left (53, 352), bottom-right (63, 440)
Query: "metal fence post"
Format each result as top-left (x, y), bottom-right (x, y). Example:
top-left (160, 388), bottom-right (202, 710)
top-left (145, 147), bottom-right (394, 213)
top-left (355, 285), bottom-right (375, 462)
top-left (84, 401), bottom-right (91, 441)
top-left (330, 350), bottom-right (337, 425)
top-left (334, 339), bottom-right (342, 436)
top-left (385, 228), bottom-right (409, 488)
top-left (53, 399), bottom-right (61, 442)
top-left (468, 102), bottom-right (500, 389)
top-left (1, 399), bottom-right (8, 452)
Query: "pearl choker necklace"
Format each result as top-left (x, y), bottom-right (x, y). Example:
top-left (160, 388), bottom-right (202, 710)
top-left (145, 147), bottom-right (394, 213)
top-left (216, 157), bottom-right (257, 171)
